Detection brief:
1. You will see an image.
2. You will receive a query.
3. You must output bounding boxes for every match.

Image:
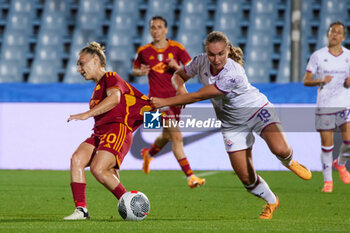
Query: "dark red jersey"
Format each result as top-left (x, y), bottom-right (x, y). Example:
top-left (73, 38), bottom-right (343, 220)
top-left (89, 71), bottom-right (152, 131)
top-left (133, 39), bottom-right (191, 98)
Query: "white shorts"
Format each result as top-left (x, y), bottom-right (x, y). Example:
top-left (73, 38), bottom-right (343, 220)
top-left (316, 109), bottom-right (350, 131)
top-left (222, 102), bottom-right (281, 152)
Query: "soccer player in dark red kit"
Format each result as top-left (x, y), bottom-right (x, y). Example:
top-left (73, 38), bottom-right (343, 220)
top-left (64, 41), bottom-right (152, 220)
top-left (132, 16), bottom-right (205, 188)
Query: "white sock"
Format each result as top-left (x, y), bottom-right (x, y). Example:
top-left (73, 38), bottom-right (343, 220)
top-left (337, 142), bottom-right (350, 166)
top-left (321, 145), bottom-right (334, 182)
top-left (245, 175), bottom-right (277, 204)
top-left (276, 149), bottom-right (293, 167)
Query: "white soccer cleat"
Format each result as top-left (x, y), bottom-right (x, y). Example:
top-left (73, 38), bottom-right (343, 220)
top-left (63, 207), bottom-right (90, 220)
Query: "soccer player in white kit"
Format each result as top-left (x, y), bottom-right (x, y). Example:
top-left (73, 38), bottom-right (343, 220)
top-left (151, 31), bottom-right (312, 219)
top-left (303, 21), bottom-right (350, 193)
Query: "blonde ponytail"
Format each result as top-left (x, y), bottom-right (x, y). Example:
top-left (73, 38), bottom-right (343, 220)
top-left (228, 43), bottom-right (244, 66)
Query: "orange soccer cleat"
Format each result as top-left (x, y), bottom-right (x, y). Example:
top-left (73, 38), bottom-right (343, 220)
top-left (321, 181), bottom-right (333, 193)
top-left (333, 159), bottom-right (350, 184)
top-left (187, 174), bottom-right (206, 188)
top-left (286, 160), bottom-right (312, 180)
top-left (259, 195), bottom-right (279, 220)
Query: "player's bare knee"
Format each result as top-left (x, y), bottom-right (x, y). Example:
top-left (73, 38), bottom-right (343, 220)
top-left (70, 152), bottom-right (84, 168)
top-left (90, 165), bottom-right (104, 182)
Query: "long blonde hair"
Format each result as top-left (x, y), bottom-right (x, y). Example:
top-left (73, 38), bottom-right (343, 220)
top-left (79, 41), bottom-right (106, 68)
top-left (205, 31), bottom-right (244, 66)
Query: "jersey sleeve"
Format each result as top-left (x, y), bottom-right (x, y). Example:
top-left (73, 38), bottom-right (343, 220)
top-left (178, 47), bottom-right (191, 65)
top-left (106, 72), bottom-right (128, 95)
top-left (184, 55), bottom-right (200, 78)
top-left (306, 52), bottom-right (318, 74)
top-left (214, 71), bottom-right (242, 93)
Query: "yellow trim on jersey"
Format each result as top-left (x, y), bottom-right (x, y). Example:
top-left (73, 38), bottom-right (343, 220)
top-left (105, 71), bottom-right (116, 78)
top-left (137, 39), bottom-right (187, 54)
top-left (140, 94), bottom-right (149, 101)
top-left (140, 105), bottom-right (153, 115)
top-left (136, 43), bottom-right (153, 53)
top-left (113, 124), bottom-right (126, 151)
top-left (115, 124), bottom-right (127, 152)
top-left (123, 82), bottom-right (136, 131)
top-left (168, 40), bottom-right (186, 50)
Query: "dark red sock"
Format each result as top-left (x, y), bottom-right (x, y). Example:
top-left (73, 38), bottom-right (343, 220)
top-left (178, 158), bottom-right (193, 177)
top-left (111, 183), bottom-right (127, 200)
top-left (70, 182), bottom-right (86, 208)
top-left (149, 143), bottom-right (162, 156)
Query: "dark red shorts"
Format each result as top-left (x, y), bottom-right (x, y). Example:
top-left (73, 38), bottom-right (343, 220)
top-left (161, 106), bottom-right (181, 122)
top-left (84, 123), bottom-right (133, 169)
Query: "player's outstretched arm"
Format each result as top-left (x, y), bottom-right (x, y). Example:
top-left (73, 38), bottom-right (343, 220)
top-left (151, 84), bottom-right (223, 108)
top-left (67, 88), bottom-right (121, 122)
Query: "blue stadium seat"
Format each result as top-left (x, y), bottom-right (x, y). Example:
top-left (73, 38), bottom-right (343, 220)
top-left (0, 60), bottom-right (23, 82)
top-left (177, 0), bottom-right (208, 58)
top-left (276, 0), bottom-right (291, 83)
top-left (106, 0), bottom-right (140, 82)
top-left (214, 0), bottom-right (243, 43)
top-left (63, 31), bottom-right (99, 83)
top-left (63, 0), bottom-right (106, 83)
top-left (0, 0), bottom-right (35, 82)
top-left (28, 60), bottom-right (59, 83)
top-left (316, 0), bottom-right (349, 48)
top-left (245, 0), bottom-right (276, 83)
top-left (141, 0), bottom-right (176, 44)
top-left (300, 0), bottom-right (317, 77)
top-left (183, 0), bottom-right (207, 14)
top-left (112, 13), bottom-right (137, 35)
top-left (76, 0), bottom-right (105, 35)
top-left (28, 0), bottom-right (68, 83)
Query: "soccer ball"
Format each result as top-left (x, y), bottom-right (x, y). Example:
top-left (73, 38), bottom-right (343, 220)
top-left (118, 191), bottom-right (150, 221)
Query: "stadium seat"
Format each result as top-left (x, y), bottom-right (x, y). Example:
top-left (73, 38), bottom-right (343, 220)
top-left (214, 0), bottom-right (244, 44)
top-left (63, 31), bottom-right (98, 83)
top-left (316, 0), bottom-right (348, 48)
top-left (0, 60), bottom-right (23, 82)
top-left (245, 0), bottom-right (276, 83)
top-left (177, 0), bottom-right (208, 58)
top-left (28, 60), bottom-right (59, 83)
top-left (300, 0), bottom-right (317, 77)
top-left (28, 0), bottom-right (68, 83)
top-left (63, 0), bottom-right (106, 83)
top-left (106, 0), bottom-right (141, 82)
top-left (141, 0), bottom-right (176, 44)
top-left (276, 0), bottom-right (291, 83)
top-left (0, 0), bottom-right (35, 82)
top-left (183, 0), bottom-right (207, 14)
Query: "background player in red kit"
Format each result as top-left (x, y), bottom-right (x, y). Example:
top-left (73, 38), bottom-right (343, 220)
top-left (64, 41), bottom-right (152, 220)
top-left (132, 16), bottom-right (205, 188)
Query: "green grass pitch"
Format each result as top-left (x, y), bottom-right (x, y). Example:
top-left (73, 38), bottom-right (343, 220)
top-left (0, 169), bottom-right (349, 233)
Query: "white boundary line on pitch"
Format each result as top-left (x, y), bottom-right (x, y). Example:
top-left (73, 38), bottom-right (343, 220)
top-left (194, 171), bottom-right (222, 177)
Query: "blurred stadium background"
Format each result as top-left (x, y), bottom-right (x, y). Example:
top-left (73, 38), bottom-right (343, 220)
top-left (0, 0), bottom-right (349, 84)
top-left (0, 0), bottom-right (350, 170)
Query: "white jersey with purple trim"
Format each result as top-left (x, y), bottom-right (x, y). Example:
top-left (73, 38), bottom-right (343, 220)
top-left (184, 53), bottom-right (268, 130)
top-left (306, 46), bottom-right (350, 114)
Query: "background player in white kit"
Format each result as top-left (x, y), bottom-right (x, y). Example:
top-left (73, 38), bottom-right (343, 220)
top-left (303, 21), bottom-right (350, 193)
top-left (151, 31), bottom-right (312, 219)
